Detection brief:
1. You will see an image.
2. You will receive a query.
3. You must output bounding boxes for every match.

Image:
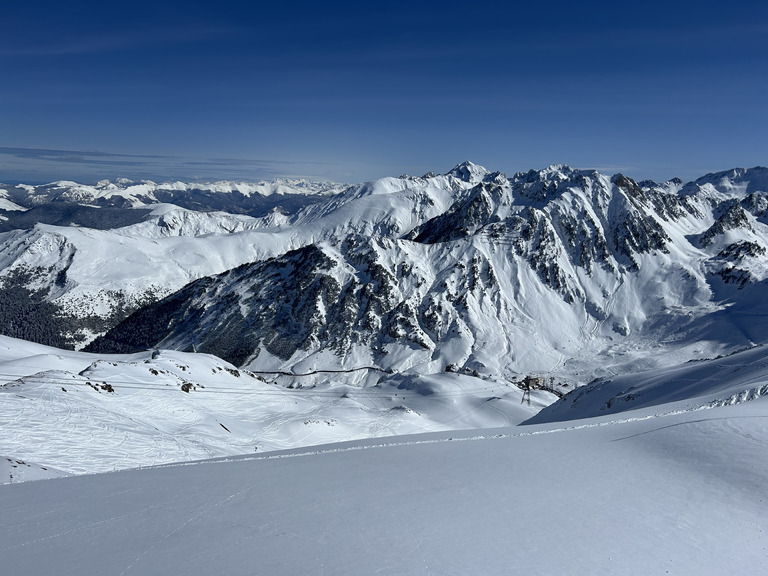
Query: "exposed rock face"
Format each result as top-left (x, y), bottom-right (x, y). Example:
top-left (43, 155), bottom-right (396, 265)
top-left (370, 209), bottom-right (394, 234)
top-left (699, 202), bottom-right (753, 247)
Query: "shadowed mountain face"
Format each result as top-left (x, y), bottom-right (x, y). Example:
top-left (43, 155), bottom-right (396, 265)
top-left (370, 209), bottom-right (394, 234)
top-left (0, 204), bottom-right (153, 232)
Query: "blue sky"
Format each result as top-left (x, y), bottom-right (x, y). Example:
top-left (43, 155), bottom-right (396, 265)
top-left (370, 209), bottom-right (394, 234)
top-left (1, 0), bottom-right (766, 184)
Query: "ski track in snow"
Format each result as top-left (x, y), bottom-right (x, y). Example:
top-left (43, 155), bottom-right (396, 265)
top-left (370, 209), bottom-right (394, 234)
top-left (2, 340), bottom-right (563, 477)
top-left (5, 341), bottom-right (767, 479)
top-left (144, 390), bottom-right (767, 473)
top-left (119, 489), bottom-right (248, 576)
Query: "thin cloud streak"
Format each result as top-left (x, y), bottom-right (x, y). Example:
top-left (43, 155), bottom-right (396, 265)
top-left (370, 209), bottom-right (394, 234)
top-left (0, 146), bottom-right (347, 184)
top-left (0, 146), bottom-right (175, 161)
top-left (0, 25), bottom-right (233, 57)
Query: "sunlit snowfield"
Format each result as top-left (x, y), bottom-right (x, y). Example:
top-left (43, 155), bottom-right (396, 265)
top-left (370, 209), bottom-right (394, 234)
top-left (3, 391), bottom-right (767, 575)
top-left (0, 335), bottom-right (553, 479)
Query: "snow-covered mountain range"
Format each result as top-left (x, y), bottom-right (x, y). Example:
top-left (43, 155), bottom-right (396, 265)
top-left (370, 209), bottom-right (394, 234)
top-left (6, 162), bottom-right (764, 382)
top-left (1, 176), bottom-right (345, 210)
top-left (1, 161), bottom-right (767, 473)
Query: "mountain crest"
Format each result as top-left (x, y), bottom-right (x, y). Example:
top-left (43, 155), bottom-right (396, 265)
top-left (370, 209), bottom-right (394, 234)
top-left (446, 161), bottom-right (489, 184)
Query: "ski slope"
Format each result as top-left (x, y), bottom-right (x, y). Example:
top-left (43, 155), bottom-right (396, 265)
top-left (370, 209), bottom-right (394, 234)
top-left (2, 396), bottom-right (766, 575)
top-left (0, 335), bottom-right (552, 478)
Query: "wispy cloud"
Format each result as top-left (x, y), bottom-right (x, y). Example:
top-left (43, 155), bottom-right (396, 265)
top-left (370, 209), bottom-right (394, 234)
top-left (0, 25), bottom-right (234, 58)
top-left (0, 147), bottom-right (346, 184)
top-left (0, 146), bottom-right (173, 161)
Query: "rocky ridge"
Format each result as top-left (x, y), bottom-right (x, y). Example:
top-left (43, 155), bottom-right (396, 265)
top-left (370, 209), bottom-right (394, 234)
top-left (81, 163), bottom-right (768, 384)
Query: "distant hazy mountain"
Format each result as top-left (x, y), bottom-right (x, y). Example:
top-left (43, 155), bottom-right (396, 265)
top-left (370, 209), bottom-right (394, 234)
top-left (0, 177), bottom-right (346, 232)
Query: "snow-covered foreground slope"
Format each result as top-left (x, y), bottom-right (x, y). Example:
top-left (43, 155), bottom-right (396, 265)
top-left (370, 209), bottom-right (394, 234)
top-left (0, 336), bottom-right (552, 478)
top-left (2, 397), bottom-right (767, 575)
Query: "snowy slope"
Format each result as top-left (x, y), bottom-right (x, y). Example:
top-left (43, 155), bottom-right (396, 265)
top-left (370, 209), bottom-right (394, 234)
top-left (526, 343), bottom-right (768, 424)
top-left (0, 196), bottom-right (25, 212)
top-left (1, 397), bottom-right (766, 575)
top-left (0, 335), bottom-right (552, 477)
top-left (0, 456), bottom-right (67, 484)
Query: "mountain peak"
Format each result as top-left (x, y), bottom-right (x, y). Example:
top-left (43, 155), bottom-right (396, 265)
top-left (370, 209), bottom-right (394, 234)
top-left (694, 166), bottom-right (768, 196)
top-left (542, 163), bottom-right (574, 175)
top-left (446, 161), bottom-right (489, 183)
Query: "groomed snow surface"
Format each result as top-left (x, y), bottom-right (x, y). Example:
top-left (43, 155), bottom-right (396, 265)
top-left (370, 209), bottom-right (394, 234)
top-left (2, 341), bottom-right (767, 574)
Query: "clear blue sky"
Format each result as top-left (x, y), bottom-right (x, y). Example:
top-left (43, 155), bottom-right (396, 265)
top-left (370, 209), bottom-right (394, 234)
top-left (1, 0), bottom-right (766, 184)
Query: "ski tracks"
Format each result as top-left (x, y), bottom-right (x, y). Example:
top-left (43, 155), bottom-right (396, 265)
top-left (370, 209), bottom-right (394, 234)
top-left (157, 393), bottom-right (765, 470)
top-left (119, 488), bottom-right (249, 576)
